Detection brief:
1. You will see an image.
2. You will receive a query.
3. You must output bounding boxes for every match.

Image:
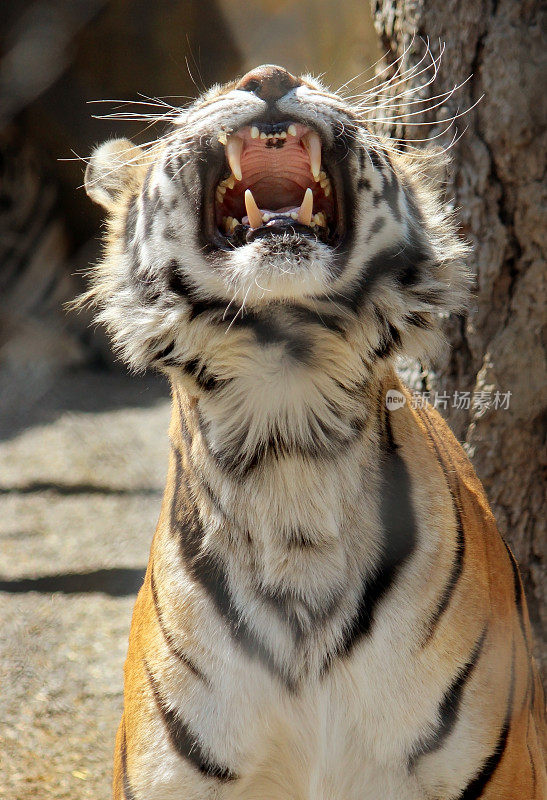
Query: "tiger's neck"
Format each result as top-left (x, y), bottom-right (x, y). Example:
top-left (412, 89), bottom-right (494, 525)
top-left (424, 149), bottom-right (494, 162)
top-left (165, 361), bottom-right (393, 609)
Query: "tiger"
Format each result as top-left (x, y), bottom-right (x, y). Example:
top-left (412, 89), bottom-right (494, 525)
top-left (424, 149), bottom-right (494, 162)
top-left (81, 64), bottom-right (546, 799)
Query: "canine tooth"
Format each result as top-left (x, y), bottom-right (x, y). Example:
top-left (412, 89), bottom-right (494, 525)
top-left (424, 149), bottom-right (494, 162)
top-left (250, 126), bottom-right (259, 139)
top-left (303, 131), bottom-right (321, 181)
top-left (226, 135), bottom-right (243, 181)
top-left (244, 189), bottom-right (263, 228)
top-left (298, 187), bottom-right (313, 226)
top-left (260, 132), bottom-right (267, 140)
top-left (288, 124), bottom-right (297, 136)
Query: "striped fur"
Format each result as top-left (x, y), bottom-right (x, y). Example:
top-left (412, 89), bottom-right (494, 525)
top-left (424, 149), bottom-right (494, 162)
top-left (82, 67), bottom-right (545, 799)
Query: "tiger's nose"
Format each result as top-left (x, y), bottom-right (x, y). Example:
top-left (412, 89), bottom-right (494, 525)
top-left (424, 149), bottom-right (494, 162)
top-left (236, 65), bottom-right (301, 103)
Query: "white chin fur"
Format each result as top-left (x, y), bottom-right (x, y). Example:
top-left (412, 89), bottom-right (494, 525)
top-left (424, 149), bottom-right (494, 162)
top-left (221, 238), bottom-right (333, 302)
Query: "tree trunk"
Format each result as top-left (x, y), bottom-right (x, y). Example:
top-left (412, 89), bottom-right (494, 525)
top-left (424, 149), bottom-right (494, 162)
top-left (371, 0), bottom-right (546, 677)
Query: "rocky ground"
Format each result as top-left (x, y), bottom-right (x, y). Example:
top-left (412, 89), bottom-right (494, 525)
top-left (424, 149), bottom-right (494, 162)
top-left (0, 369), bottom-right (171, 799)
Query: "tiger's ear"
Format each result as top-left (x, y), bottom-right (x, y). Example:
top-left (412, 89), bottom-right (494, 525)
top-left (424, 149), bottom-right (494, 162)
top-left (84, 139), bottom-right (144, 211)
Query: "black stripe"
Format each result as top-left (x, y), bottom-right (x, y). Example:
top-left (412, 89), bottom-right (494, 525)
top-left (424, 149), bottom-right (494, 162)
top-left (368, 148), bottom-right (385, 174)
top-left (501, 536), bottom-right (528, 650)
top-left (404, 312), bottom-right (431, 330)
top-left (182, 357), bottom-right (225, 391)
top-left (144, 661), bottom-right (236, 782)
top-left (150, 569), bottom-right (209, 684)
top-left (372, 316), bottom-right (402, 360)
top-left (170, 418), bottom-right (231, 524)
top-left (170, 399), bottom-right (238, 525)
top-left (121, 722), bottom-right (138, 800)
top-left (168, 267), bottom-right (346, 346)
top-left (257, 563), bottom-right (343, 642)
top-left (366, 216), bottom-right (386, 242)
top-left (234, 312), bottom-right (312, 364)
top-left (170, 446), bottom-right (294, 689)
top-left (380, 159), bottom-right (402, 223)
top-left (335, 224), bottom-right (430, 313)
top-left (284, 304), bottom-right (347, 336)
top-left (457, 641), bottom-right (516, 799)
top-left (195, 408), bottom-right (363, 479)
top-left (423, 515), bottom-right (465, 645)
top-left (174, 391), bottom-right (192, 448)
top-left (167, 260), bottom-right (227, 320)
top-left (188, 296), bottom-right (228, 320)
top-left (409, 627), bottom-right (487, 769)
top-left (417, 407), bottom-right (466, 645)
top-left (326, 405), bottom-right (417, 666)
top-left (165, 260), bottom-right (231, 320)
top-left (153, 341), bottom-right (175, 362)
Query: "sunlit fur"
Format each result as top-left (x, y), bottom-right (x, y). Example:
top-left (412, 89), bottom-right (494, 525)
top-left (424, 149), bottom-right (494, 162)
top-left (81, 62), bottom-right (545, 800)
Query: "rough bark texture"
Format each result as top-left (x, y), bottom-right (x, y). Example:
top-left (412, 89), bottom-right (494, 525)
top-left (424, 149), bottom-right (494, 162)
top-left (371, 0), bottom-right (546, 677)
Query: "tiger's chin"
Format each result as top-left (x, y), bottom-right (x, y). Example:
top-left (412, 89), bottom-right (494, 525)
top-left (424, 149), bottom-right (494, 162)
top-left (219, 233), bottom-right (334, 302)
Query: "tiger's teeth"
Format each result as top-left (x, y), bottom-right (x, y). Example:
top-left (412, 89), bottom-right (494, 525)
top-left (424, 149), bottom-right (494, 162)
top-left (244, 189), bottom-right (263, 229)
top-left (314, 212), bottom-right (327, 227)
top-left (298, 187), bottom-right (313, 226)
top-left (226, 135), bottom-right (243, 181)
top-left (250, 126), bottom-right (259, 139)
top-left (303, 131), bottom-right (321, 181)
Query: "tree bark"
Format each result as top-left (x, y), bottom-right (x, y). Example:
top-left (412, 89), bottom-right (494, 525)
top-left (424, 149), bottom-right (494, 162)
top-left (371, 0), bottom-right (546, 677)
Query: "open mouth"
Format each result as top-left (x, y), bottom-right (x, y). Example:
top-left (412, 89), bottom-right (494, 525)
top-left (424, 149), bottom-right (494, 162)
top-left (209, 121), bottom-right (343, 248)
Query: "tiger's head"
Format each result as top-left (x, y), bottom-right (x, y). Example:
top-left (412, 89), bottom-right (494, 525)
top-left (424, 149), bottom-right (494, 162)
top-left (83, 64), bottom-right (469, 377)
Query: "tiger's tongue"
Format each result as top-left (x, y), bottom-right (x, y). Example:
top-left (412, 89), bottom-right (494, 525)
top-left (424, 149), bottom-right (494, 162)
top-left (239, 137), bottom-right (313, 213)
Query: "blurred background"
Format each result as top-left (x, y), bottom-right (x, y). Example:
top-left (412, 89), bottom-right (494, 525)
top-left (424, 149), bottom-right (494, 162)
top-left (0, 1), bottom-right (544, 798)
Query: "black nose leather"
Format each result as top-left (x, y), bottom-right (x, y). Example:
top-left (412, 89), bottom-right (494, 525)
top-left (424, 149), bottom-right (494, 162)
top-left (236, 64), bottom-right (301, 103)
